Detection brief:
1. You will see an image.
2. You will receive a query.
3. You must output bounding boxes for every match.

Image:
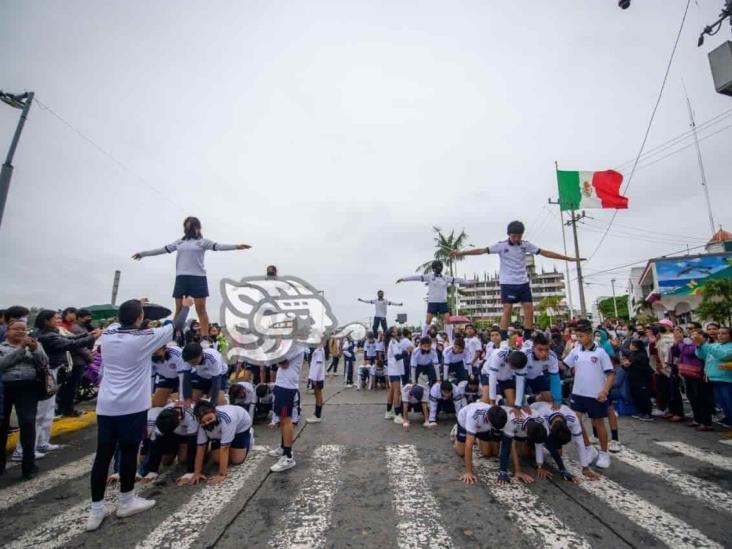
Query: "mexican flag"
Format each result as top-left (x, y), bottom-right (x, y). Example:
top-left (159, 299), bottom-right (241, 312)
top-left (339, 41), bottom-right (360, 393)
top-left (556, 170), bottom-right (628, 211)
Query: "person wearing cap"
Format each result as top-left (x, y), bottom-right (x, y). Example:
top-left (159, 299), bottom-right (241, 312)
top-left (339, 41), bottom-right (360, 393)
top-left (399, 383), bottom-right (429, 430)
top-left (563, 321), bottom-right (615, 470)
top-left (451, 220), bottom-right (578, 342)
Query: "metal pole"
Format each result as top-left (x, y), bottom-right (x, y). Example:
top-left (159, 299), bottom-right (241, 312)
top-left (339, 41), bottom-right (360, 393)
top-left (683, 85), bottom-right (716, 235)
top-left (0, 92), bottom-right (34, 230)
top-left (559, 209), bottom-right (575, 317)
top-left (111, 270), bottom-right (121, 305)
top-left (569, 210), bottom-right (587, 318)
top-left (611, 278), bottom-right (619, 318)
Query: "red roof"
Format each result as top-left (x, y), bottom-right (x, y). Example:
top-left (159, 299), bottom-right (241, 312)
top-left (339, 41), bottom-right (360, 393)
top-left (709, 229), bottom-right (732, 243)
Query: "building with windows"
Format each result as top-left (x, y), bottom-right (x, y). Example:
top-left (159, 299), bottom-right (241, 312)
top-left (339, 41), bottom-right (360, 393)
top-left (457, 256), bottom-right (567, 322)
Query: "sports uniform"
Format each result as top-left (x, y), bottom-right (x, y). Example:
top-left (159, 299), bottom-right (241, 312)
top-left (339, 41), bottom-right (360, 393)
top-left (522, 342), bottom-right (560, 401)
top-left (443, 345), bottom-right (469, 381)
top-left (487, 348), bottom-right (526, 406)
top-left (428, 382), bottom-right (466, 423)
top-left (230, 381), bottom-right (256, 419)
top-left (410, 347), bottom-right (439, 386)
top-left (141, 404), bottom-right (199, 476)
top-left (565, 344), bottom-right (614, 419)
top-left (399, 273), bottom-right (467, 316)
top-left (530, 401), bottom-right (592, 471)
top-left (398, 336), bottom-right (413, 385)
top-left (190, 347), bottom-right (227, 402)
top-left (308, 347), bottom-right (326, 389)
top-left (196, 405), bottom-right (252, 451)
top-left (486, 239), bottom-right (540, 305)
top-left (273, 345), bottom-right (305, 423)
top-left (151, 345), bottom-right (188, 396)
top-left (455, 401), bottom-right (503, 443)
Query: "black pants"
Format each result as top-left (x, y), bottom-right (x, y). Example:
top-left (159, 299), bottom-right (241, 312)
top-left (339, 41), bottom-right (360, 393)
top-left (685, 376), bottom-right (714, 426)
top-left (344, 358), bottom-right (354, 384)
top-left (327, 356), bottom-right (339, 374)
top-left (58, 363), bottom-right (84, 414)
top-left (90, 411), bottom-right (146, 501)
top-left (629, 377), bottom-right (653, 416)
top-left (372, 317), bottom-right (387, 336)
top-left (0, 380), bottom-right (39, 475)
top-left (140, 434), bottom-right (196, 475)
top-left (414, 364), bottom-right (437, 386)
top-left (667, 370), bottom-right (685, 417)
top-left (653, 373), bottom-right (669, 411)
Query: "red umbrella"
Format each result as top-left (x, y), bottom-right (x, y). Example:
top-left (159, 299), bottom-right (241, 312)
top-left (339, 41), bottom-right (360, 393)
top-left (447, 315), bottom-right (470, 325)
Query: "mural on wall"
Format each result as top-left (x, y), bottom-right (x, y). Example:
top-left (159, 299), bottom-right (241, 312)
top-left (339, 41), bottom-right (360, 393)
top-left (655, 253), bottom-right (732, 296)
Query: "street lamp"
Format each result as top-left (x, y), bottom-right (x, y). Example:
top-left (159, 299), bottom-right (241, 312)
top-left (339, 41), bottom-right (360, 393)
top-left (0, 91), bottom-right (34, 231)
top-left (611, 278), bottom-right (619, 319)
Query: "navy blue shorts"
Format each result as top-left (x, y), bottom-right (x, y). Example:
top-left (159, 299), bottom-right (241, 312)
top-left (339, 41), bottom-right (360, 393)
top-left (500, 283), bottom-right (532, 304)
top-left (310, 380), bottom-right (325, 389)
top-left (389, 375), bottom-right (402, 382)
top-left (273, 386), bottom-right (300, 419)
top-left (211, 429), bottom-right (251, 451)
top-left (97, 411), bottom-right (147, 446)
top-left (497, 378), bottom-right (516, 394)
top-left (427, 302), bottom-right (449, 315)
top-left (173, 275), bottom-right (209, 299)
top-left (191, 373), bottom-right (212, 393)
top-left (155, 376), bottom-right (179, 391)
top-left (570, 393), bottom-right (609, 419)
top-left (456, 424), bottom-right (494, 443)
top-left (526, 374), bottom-right (550, 394)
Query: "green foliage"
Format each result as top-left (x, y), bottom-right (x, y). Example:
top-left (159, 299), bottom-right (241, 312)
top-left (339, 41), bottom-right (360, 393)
top-left (538, 295), bottom-right (563, 312)
top-left (696, 279), bottom-right (732, 326)
top-left (597, 295), bottom-right (629, 320)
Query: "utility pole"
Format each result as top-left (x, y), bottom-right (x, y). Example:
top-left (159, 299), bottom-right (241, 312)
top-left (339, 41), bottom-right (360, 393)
top-left (611, 278), bottom-right (619, 318)
top-left (566, 210), bottom-right (588, 318)
top-left (111, 270), bottom-right (121, 305)
top-left (683, 84), bottom-right (716, 235)
top-left (0, 91), bottom-right (34, 231)
top-left (548, 198), bottom-right (576, 318)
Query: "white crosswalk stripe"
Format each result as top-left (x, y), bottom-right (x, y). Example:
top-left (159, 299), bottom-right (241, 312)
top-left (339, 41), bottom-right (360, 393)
top-left (614, 447), bottom-right (732, 515)
top-left (385, 444), bottom-right (454, 549)
top-left (268, 444), bottom-right (346, 549)
top-left (655, 441), bottom-right (732, 472)
top-left (474, 459), bottom-right (592, 549)
top-left (567, 460), bottom-right (723, 549)
top-left (137, 450), bottom-right (267, 549)
top-left (0, 453), bottom-right (94, 512)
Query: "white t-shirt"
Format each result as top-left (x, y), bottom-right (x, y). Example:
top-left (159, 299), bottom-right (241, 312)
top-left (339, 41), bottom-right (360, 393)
top-left (161, 238), bottom-right (239, 277)
top-left (375, 340), bottom-right (385, 353)
top-left (147, 403), bottom-right (199, 439)
top-left (402, 273), bottom-right (468, 303)
top-left (487, 239), bottom-right (540, 285)
top-left (196, 405), bottom-right (251, 446)
top-left (457, 401), bottom-right (500, 436)
top-left (411, 348), bottom-right (439, 368)
top-left (523, 345), bottom-right (560, 380)
top-left (401, 383), bottom-right (428, 405)
top-left (530, 401), bottom-right (589, 467)
top-left (487, 348), bottom-right (526, 404)
top-left (192, 347), bottom-right (227, 379)
top-left (387, 339), bottom-right (405, 376)
top-left (502, 407), bottom-right (546, 439)
top-left (565, 344), bottom-right (613, 398)
top-left (465, 336), bottom-right (483, 366)
top-left (275, 345), bottom-right (306, 390)
top-left (428, 382), bottom-right (466, 422)
top-left (308, 347), bottom-right (325, 382)
top-left (152, 345), bottom-right (186, 380)
top-left (231, 381), bottom-right (256, 407)
top-left (98, 324), bottom-right (174, 416)
top-left (364, 341), bottom-right (378, 358)
top-left (364, 298), bottom-right (397, 318)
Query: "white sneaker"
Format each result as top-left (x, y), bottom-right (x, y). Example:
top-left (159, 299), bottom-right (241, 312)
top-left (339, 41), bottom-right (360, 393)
top-left (85, 508), bottom-right (108, 532)
top-left (595, 451), bottom-right (611, 469)
top-left (449, 424), bottom-right (458, 443)
top-left (37, 443), bottom-right (60, 452)
top-left (586, 446), bottom-right (599, 464)
top-left (115, 495), bottom-right (156, 518)
top-left (11, 450), bottom-right (45, 461)
top-left (270, 455), bottom-right (296, 472)
top-left (393, 415), bottom-right (403, 425)
top-left (608, 440), bottom-right (623, 453)
top-left (651, 409), bottom-right (666, 417)
top-left (385, 411), bottom-right (395, 420)
top-left (268, 447), bottom-right (284, 458)
top-left (306, 416), bottom-right (322, 424)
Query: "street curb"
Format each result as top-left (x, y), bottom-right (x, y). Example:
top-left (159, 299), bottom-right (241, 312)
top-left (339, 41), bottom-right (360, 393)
top-left (5, 412), bottom-right (97, 452)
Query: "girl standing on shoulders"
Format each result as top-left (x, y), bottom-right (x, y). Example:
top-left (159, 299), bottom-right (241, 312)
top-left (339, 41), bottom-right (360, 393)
top-left (132, 216), bottom-right (251, 337)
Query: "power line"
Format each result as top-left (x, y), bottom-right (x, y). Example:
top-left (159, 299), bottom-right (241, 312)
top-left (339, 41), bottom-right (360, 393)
top-left (586, 0), bottom-right (691, 262)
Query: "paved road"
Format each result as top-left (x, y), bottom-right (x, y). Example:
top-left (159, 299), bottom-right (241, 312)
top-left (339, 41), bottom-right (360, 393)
top-left (2, 374), bottom-right (732, 548)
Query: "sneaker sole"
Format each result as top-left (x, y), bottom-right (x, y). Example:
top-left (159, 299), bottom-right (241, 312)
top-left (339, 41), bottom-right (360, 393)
top-left (270, 462), bottom-right (296, 473)
top-left (116, 501), bottom-right (156, 518)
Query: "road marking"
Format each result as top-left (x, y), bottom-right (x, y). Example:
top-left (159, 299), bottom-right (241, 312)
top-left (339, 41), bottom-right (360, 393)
top-left (268, 445), bottom-right (346, 549)
top-left (656, 441), bottom-right (732, 472)
top-left (0, 452), bottom-right (94, 511)
top-left (385, 444), bottom-right (453, 549)
top-left (567, 460), bottom-right (722, 549)
top-left (614, 447), bottom-right (732, 516)
top-left (6, 468), bottom-right (175, 549)
top-left (474, 459), bottom-right (592, 549)
top-left (137, 451), bottom-right (267, 549)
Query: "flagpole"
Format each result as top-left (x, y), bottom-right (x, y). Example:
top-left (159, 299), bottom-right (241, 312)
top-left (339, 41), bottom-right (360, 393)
top-left (553, 161), bottom-right (575, 320)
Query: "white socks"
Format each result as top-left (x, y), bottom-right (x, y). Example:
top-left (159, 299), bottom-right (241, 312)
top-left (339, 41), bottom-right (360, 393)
top-left (119, 490), bottom-right (135, 505)
top-left (445, 324), bottom-right (454, 343)
top-left (421, 323), bottom-right (430, 338)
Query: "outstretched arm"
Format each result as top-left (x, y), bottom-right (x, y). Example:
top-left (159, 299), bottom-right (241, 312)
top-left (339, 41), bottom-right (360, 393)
top-left (132, 245), bottom-right (174, 260)
top-left (358, 298), bottom-right (375, 304)
top-left (396, 275), bottom-right (423, 284)
top-left (539, 249), bottom-right (581, 261)
top-left (451, 248), bottom-right (487, 258)
top-left (203, 240), bottom-right (251, 252)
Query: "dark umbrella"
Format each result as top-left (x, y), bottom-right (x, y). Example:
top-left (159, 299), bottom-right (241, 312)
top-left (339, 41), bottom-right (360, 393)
top-left (84, 304), bottom-right (119, 321)
top-left (143, 303), bottom-right (172, 321)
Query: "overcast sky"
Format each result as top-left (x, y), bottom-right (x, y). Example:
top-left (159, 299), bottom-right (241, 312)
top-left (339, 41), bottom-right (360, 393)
top-left (1, 0), bottom-right (731, 327)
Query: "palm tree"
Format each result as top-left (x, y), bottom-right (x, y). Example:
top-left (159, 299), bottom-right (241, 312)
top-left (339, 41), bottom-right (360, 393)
top-left (416, 227), bottom-right (471, 313)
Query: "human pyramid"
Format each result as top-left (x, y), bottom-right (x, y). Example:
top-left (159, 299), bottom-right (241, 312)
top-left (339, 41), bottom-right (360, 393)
top-left (83, 216), bottom-right (618, 532)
